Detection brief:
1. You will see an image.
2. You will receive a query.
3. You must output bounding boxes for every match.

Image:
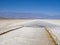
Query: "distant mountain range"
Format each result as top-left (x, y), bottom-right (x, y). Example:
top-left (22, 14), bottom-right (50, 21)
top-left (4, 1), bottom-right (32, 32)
top-left (0, 17), bottom-right (7, 19)
top-left (0, 12), bottom-right (60, 19)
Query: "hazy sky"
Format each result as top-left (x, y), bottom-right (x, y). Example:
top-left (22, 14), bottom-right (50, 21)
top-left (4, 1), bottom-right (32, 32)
top-left (0, 0), bottom-right (60, 18)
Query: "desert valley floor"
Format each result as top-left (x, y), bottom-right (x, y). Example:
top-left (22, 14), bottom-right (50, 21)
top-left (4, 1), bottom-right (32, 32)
top-left (0, 19), bottom-right (60, 45)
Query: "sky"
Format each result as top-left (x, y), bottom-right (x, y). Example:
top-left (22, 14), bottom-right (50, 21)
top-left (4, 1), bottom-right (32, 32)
top-left (0, 0), bottom-right (60, 19)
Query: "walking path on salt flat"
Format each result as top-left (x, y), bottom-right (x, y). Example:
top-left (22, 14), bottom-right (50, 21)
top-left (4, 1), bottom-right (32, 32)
top-left (0, 27), bottom-right (55, 45)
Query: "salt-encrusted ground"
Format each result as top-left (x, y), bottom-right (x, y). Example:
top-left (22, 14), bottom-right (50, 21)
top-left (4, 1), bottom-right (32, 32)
top-left (0, 27), bottom-right (55, 45)
top-left (0, 19), bottom-right (60, 45)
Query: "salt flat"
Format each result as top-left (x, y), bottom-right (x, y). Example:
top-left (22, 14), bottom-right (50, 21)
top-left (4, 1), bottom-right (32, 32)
top-left (0, 19), bottom-right (60, 45)
top-left (46, 27), bottom-right (60, 45)
top-left (0, 19), bottom-right (32, 34)
top-left (0, 27), bottom-right (55, 45)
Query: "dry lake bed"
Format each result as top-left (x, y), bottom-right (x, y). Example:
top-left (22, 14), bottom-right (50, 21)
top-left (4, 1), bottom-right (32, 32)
top-left (0, 19), bottom-right (60, 45)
